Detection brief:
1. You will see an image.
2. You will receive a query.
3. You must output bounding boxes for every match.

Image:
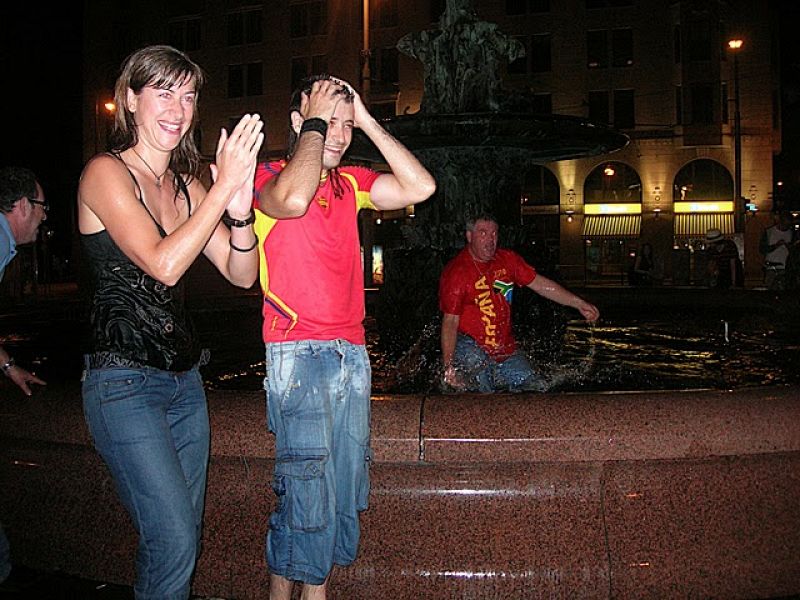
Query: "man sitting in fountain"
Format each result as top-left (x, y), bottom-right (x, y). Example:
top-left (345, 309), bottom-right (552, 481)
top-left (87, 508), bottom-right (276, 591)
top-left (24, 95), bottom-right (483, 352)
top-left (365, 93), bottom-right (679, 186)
top-left (439, 215), bottom-right (599, 393)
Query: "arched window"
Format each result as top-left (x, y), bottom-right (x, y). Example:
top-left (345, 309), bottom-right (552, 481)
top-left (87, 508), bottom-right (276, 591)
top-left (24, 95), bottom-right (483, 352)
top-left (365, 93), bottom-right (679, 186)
top-left (673, 159), bottom-right (733, 202)
top-left (584, 161), bottom-right (641, 203)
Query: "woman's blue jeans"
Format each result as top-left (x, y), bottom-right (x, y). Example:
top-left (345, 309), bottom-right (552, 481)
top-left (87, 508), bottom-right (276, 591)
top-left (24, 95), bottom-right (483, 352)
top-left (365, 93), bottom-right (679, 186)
top-left (82, 364), bottom-right (209, 600)
top-left (264, 340), bottom-right (372, 585)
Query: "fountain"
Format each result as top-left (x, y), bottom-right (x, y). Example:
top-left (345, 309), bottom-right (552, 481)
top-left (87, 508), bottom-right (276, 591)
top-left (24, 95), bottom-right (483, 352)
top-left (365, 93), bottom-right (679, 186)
top-left (348, 0), bottom-right (629, 386)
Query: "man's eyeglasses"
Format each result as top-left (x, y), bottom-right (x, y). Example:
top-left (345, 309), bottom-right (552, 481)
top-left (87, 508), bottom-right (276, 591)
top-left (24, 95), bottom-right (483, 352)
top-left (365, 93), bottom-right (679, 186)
top-left (28, 198), bottom-right (49, 212)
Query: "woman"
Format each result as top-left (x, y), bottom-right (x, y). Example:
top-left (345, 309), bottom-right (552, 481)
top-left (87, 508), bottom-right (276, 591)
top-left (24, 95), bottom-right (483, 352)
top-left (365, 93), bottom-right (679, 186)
top-left (77, 45), bottom-right (263, 600)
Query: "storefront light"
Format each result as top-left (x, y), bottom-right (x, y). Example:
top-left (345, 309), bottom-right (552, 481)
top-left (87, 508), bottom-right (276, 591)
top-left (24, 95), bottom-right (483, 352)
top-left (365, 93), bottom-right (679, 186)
top-left (584, 203), bottom-right (642, 215)
top-left (674, 201), bottom-right (734, 213)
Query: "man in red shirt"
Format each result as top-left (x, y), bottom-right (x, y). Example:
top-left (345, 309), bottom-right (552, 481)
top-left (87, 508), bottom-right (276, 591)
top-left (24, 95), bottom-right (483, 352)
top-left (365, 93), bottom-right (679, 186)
top-left (254, 75), bottom-right (435, 600)
top-left (439, 215), bottom-right (599, 392)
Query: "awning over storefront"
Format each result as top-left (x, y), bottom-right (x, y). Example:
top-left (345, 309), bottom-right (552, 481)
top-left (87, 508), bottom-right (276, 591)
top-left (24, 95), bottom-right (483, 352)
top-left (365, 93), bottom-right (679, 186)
top-left (673, 213), bottom-right (734, 238)
top-left (582, 215), bottom-right (641, 238)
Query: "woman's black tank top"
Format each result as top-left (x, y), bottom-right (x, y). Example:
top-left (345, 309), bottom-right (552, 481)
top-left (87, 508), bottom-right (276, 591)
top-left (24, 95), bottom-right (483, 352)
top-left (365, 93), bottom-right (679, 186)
top-left (81, 156), bottom-right (202, 372)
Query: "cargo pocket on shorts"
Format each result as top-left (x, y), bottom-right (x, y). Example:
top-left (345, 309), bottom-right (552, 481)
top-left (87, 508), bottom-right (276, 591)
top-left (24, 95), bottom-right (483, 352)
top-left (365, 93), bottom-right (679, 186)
top-left (356, 446), bottom-right (372, 512)
top-left (274, 456), bottom-right (328, 532)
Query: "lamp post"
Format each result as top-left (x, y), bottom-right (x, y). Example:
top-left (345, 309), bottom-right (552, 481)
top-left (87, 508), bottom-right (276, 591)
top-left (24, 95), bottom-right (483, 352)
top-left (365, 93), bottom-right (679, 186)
top-left (728, 38), bottom-right (743, 233)
top-left (94, 97), bottom-right (116, 154)
top-left (361, 0), bottom-right (371, 106)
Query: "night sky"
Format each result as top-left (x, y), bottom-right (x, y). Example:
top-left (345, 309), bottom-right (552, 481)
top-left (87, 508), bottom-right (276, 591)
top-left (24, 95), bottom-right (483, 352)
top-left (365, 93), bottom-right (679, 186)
top-left (1, 2), bottom-right (799, 266)
top-left (0, 4), bottom-right (84, 262)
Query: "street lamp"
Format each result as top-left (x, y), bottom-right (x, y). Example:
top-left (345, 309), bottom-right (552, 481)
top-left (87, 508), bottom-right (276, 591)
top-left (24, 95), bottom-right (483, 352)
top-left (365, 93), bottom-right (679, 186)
top-left (361, 0), bottom-right (371, 106)
top-left (94, 97), bottom-right (116, 153)
top-left (728, 38), bottom-right (743, 232)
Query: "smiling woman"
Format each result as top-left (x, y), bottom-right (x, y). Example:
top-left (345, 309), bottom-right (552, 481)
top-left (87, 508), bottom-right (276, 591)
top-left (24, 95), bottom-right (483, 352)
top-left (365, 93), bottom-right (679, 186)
top-left (75, 44), bottom-right (264, 600)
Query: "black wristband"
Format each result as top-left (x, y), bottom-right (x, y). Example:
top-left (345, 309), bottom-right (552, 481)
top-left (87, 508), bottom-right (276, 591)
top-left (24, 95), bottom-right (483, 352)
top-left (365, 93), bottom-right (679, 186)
top-left (230, 237), bottom-right (259, 252)
top-left (300, 118), bottom-right (328, 138)
top-left (222, 211), bottom-right (255, 228)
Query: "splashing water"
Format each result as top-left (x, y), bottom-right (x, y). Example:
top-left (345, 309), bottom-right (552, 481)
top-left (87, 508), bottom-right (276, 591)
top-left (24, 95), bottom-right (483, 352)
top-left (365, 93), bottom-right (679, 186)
top-left (4, 292), bottom-right (800, 394)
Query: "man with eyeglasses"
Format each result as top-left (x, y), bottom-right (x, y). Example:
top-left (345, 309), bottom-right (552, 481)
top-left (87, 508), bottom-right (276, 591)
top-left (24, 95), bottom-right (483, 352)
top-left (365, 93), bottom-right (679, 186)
top-left (0, 166), bottom-right (47, 397)
top-left (0, 166), bottom-right (48, 590)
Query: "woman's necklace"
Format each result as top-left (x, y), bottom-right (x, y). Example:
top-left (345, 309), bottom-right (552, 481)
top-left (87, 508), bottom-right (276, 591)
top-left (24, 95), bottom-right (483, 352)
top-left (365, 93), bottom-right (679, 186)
top-left (131, 147), bottom-right (169, 189)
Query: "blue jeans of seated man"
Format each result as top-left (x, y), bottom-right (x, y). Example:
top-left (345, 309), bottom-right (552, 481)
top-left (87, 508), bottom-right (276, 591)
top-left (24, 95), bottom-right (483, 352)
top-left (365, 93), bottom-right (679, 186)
top-left (0, 523), bottom-right (10, 583)
top-left (264, 340), bottom-right (372, 585)
top-left (452, 334), bottom-right (545, 393)
top-left (82, 364), bottom-right (209, 600)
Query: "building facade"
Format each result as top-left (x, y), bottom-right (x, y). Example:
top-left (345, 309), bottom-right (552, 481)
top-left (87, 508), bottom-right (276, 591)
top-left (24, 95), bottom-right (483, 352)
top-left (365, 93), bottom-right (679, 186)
top-left (83, 0), bottom-right (781, 287)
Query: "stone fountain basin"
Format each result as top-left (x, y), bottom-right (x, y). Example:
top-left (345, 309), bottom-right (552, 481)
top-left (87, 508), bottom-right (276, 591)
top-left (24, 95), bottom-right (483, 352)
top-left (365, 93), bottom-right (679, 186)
top-left (349, 112), bottom-right (629, 162)
top-left (1, 384), bottom-right (798, 599)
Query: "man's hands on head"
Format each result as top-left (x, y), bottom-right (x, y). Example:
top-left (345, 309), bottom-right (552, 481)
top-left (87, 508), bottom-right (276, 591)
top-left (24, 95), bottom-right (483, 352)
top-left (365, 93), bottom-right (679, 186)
top-left (301, 79), bottom-right (351, 123)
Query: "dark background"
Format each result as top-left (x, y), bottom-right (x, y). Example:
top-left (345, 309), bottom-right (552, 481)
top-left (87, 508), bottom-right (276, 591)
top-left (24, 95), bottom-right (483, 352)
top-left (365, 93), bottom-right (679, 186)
top-left (0, 4), bottom-right (84, 265)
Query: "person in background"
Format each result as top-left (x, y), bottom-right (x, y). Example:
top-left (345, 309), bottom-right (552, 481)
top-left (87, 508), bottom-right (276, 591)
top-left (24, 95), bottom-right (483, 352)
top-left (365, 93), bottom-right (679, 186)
top-left (77, 45), bottom-right (263, 600)
top-left (439, 215), bottom-right (599, 393)
top-left (0, 166), bottom-right (48, 592)
top-left (705, 228), bottom-right (744, 289)
top-left (759, 211), bottom-right (796, 290)
top-left (629, 242), bottom-right (657, 287)
top-left (254, 74), bottom-right (435, 599)
top-left (0, 166), bottom-right (48, 396)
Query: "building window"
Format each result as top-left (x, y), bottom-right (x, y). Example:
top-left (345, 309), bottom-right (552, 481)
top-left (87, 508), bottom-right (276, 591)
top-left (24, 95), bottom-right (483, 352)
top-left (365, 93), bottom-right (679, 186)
top-left (531, 33), bottom-right (552, 72)
top-left (370, 0), bottom-right (398, 28)
top-left (291, 57), bottom-right (309, 89)
top-left (613, 89), bottom-right (635, 129)
top-left (721, 82), bottom-right (729, 123)
top-left (367, 47), bottom-right (399, 91)
top-left (585, 161), bottom-right (642, 203)
top-left (611, 29), bottom-right (633, 67)
top-left (506, 0), bottom-right (549, 14)
top-left (521, 165), bottom-right (559, 206)
top-left (506, 0), bottom-right (525, 14)
top-left (290, 1), bottom-right (327, 38)
top-left (290, 55), bottom-right (328, 89)
top-left (531, 0), bottom-right (550, 12)
top-left (228, 62), bottom-right (263, 98)
top-left (675, 85), bottom-right (683, 125)
top-left (371, 102), bottom-right (396, 120)
top-left (589, 29), bottom-right (631, 68)
top-left (688, 18), bottom-right (712, 61)
top-left (509, 34), bottom-right (550, 73)
top-left (690, 84), bottom-right (713, 124)
top-left (168, 17), bottom-right (201, 52)
top-left (227, 8), bottom-right (262, 46)
top-left (508, 36), bottom-right (528, 75)
top-left (588, 90), bottom-right (610, 124)
top-left (587, 30), bottom-right (608, 68)
top-left (673, 159), bottom-right (733, 202)
top-left (312, 54), bottom-right (328, 75)
top-left (379, 47), bottom-right (399, 85)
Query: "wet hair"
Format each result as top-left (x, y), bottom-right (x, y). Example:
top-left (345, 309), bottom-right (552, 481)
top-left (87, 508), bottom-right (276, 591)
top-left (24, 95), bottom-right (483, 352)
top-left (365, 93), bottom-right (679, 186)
top-left (465, 214), bottom-right (498, 232)
top-left (0, 166), bottom-right (38, 213)
top-left (108, 45), bottom-right (206, 184)
top-left (286, 74), bottom-right (354, 158)
top-left (286, 74), bottom-right (355, 200)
